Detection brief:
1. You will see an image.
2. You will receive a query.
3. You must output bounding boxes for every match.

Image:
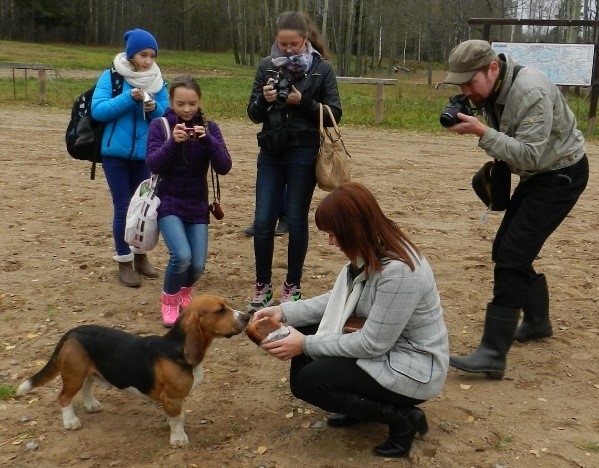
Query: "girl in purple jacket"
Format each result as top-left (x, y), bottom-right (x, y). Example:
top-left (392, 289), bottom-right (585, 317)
top-left (146, 75), bottom-right (232, 326)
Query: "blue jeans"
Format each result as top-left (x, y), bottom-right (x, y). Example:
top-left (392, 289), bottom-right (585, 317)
top-left (158, 215), bottom-right (208, 294)
top-left (102, 157), bottom-right (150, 256)
top-left (253, 145), bottom-right (317, 286)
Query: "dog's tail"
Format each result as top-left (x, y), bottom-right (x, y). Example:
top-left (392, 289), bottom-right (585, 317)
top-left (16, 331), bottom-right (72, 396)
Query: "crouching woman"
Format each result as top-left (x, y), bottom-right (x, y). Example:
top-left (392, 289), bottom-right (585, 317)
top-left (251, 181), bottom-right (449, 458)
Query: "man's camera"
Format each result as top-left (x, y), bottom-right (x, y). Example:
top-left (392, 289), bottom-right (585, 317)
top-left (272, 76), bottom-right (292, 103)
top-left (439, 94), bottom-right (473, 127)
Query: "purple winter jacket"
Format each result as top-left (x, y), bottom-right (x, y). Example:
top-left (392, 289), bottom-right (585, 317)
top-left (145, 108), bottom-right (232, 223)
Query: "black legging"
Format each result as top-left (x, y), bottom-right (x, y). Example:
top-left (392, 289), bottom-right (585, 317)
top-left (289, 325), bottom-right (424, 413)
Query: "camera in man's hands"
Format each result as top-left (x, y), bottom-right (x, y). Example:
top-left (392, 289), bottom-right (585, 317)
top-left (272, 76), bottom-right (292, 103)
top-left (439, 94), bottom-right (473, 127)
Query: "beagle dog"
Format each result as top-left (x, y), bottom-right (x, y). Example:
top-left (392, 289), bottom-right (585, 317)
top-left (16, 294), bottom-right (249, 447)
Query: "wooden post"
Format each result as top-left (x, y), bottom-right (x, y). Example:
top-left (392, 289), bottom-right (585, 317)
top-left (38, 68), bottom-right (47, 105)
top-left (588, 43), bottom-right (599, 134)
top-left (374, 82), bottom-right (384, 124)
top-left (336, 77), bottom-right (397, 124)
top-left (0, 63), bottom-right (54, 104)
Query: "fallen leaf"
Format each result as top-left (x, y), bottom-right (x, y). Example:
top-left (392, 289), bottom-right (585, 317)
top-left (285, 412), bottom-right (294, 418)
top-left (256, 446), bottom-right (268, 455)
top-left (460, 384), bottom-right (471, 390)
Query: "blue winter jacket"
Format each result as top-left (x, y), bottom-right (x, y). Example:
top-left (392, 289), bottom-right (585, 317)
top-left (91, 69), bottom-right (169, 161)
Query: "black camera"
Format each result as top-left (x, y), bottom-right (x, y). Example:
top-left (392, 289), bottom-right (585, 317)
top-left (272, 76), bottom-right (292, 103)
top-left (439, 94), bottom-right (473, 127)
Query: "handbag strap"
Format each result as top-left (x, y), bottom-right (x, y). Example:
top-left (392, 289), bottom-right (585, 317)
top-left (210, 165), bottom-right (220, 203)
top-left (319, 103), bottom-right (341, 133)
top-left (160, 117), bottom-right (171, 140)
top-left (318, 103), bottom-right (351, 158)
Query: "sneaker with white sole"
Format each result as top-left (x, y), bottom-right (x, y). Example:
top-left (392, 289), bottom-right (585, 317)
top-left (274, 217), bottom-right (288, 237)
top-left (281, 281), bottom-right (301, 303)
top-left (248, 282), bottom-right (273, 312)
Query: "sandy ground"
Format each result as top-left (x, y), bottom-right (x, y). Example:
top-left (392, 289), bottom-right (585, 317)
top-left (0, 106), bottom-right (597, 468)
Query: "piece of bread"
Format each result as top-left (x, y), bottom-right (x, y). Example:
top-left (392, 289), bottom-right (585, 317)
top-left (246, 316), bottom-right (290, 345)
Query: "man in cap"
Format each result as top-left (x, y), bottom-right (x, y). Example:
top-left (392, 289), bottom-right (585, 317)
top-left (443, 39), bottom-right (589, 379)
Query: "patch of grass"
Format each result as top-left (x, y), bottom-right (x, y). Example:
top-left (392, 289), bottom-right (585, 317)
top-left (0, 385), bottom-right (16, 400)
top-left (1, 40), bottom-right (597, 135)
top-left (574, 440), bottom-right (599, 453)
top-left (494, 433), bottom-right (514, 449)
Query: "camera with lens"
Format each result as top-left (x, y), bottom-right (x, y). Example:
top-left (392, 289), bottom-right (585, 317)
top-left (272, 75), bottom-right (292, 103)
top-left (269, 57), bottom-right (293, 103)
top-left (439, 94), bottom-right (473, 128)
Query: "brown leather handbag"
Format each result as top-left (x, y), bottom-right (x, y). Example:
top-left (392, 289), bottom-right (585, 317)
top-left (342, 315), bottom-right (366, 334)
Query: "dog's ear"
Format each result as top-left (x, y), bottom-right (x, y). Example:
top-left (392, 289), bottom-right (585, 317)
top-left (182, 309), bottom-right (205, 366)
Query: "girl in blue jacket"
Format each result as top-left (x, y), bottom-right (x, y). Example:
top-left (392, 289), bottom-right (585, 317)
top-left (91, 28), bottom-right (169, 288)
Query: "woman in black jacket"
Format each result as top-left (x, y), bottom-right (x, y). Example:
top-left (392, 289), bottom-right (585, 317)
top-left (246, 11), bottom-right (342, 312)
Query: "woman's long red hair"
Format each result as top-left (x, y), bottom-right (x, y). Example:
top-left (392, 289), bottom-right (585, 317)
top-left (315, 182), bottom-right (421, 276)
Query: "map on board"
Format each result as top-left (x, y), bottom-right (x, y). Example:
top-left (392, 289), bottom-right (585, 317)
top-left (492, 42), bottom-right (595, 86)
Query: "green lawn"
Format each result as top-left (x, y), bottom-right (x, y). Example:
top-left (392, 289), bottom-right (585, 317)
top-left (1, 40), bottom-right (596, 136)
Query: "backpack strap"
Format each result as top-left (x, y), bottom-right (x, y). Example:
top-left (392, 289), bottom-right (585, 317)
top-left (512, 64), bottom-right (524, 83)
top-left (90, 67), bottom-right (124, 180)
top-left (110, 67), bottom-right (123, 96)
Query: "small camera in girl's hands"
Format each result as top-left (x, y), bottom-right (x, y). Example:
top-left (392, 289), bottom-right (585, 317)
top-left (184, 127), bottom-right (199, 139)
top-left (209, 201), bottom-right (224, 220)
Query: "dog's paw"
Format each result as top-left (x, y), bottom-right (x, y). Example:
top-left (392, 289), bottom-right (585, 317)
top-left (63, 415), bottom-right (82, 430)
top-left (84, 399), bottom-right (102, 413)
top-left (170, 432), bottom-right (189, 447)
top-left (62, 404), bottom-right (82, 430)
top-left (168, 414), bottom-right (188, 447)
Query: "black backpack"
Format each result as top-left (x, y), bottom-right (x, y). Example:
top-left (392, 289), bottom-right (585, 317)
top-left (65, 67), bottom-right (123, 179)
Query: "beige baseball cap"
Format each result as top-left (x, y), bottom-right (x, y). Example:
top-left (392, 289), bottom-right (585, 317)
top-left (443, 40), bottom-right (497, 85)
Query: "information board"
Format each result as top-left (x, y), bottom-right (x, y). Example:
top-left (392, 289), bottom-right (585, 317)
top-left (491, 42), bottom-right (595, 86)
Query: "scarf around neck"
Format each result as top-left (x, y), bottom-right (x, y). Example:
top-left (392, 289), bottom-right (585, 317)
top-left (112, 52), bottom-right (164, 94)
top-left (316, 258), bottom-right (367, 335)
top-left (269, 41), bottom-right (321, 81)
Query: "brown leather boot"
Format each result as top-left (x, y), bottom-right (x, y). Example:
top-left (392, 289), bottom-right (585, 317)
top-left (133, 253), bottom-right (158, 278)
top-left (118, 261), bottom-right (141, 288)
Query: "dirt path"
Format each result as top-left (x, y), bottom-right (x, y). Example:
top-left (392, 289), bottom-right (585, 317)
top-left (0, 106), bottom-right (597, 467)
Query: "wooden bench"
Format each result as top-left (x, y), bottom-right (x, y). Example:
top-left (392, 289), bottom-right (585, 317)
top-left (336, 77), bottom-right (397, 124)
top-left (0, 62), bottom-right (55, 105)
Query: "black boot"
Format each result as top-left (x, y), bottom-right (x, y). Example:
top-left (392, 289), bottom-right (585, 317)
top-left (373, 407), bottom-right (428, 458)
top-left (449, 303), bottom-right (519, 379)
top-left (326, 413), bottom-right (359, 428)
top-left (339, 394), bottom-right (428, 458)
top-left (514, 274), bottom-right (553, 342)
